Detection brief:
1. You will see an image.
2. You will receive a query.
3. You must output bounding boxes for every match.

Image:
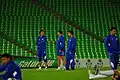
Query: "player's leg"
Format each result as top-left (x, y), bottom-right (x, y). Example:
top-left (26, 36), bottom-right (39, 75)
top-left (56, 51), bottom-right (61, 70)
top-left (109, 53), bottom-right (115, 70)
top-left (70, 53), bottom-right (75, 70)
top-left (109, 53), bottom-right (119, 70)
top-left (109, 53), bottom-right (117, 78)
top-left (43, 50), bottom-right (47, 69)
top-left (37, 56), bottom-right (42, 70)
top-left (57, 56), bottom-right (61, 70)
top-left (37, 49), bottom-right (42, 70)
top-left (114, 54), bottom-right (119, 70)
top-left (111, 54), bottom-right (119, 78)
top-left (66, 53), bottom-right (70, 70)
top-left (59, 51), bottom-right (66, 70)
top-left (61, 56), bottom-right (66, 69)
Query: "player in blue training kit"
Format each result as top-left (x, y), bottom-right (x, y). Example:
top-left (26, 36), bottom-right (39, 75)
top-left (0, 54), bottom-right (22, 80)
top-left (54, 31), bottom-right (66, 70)
top-left (66, 31), bottom-right (76, 70)
top-left (36, 30), bottom-right (47, 70)
top-left (104, 27), bottom-right (120, 78)
top-left (104, 27), bottom-right (120, 70)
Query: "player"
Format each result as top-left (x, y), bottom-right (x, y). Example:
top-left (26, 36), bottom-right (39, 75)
top-left (104, 27), bottom-right (120, 76)
top-left (53, 31), bottom-right (66, 70)
top-left (0, 54), bottom-right (22, 80)
top-left (66, 31), bottom-right (76, 70)
top-left (36, 30), bottom-right (47, 70)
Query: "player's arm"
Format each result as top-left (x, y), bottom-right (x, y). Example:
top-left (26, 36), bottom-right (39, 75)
top-left (59, 37), bottom-right (65, 50)
top-left (0, 64), bottom-right (6, 72)
top-left (104, 37), bottom-right (110, 52)
top-left (68, 39), bottom-right (72, 52)
top-left (71, 38), bottom-right (76, 51)
top-left (0, 65), bottom-right (13, 78)
top-left (41, 37), bottom-right (47, 44)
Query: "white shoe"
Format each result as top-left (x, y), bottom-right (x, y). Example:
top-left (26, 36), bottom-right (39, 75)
top-left (56, 67), bottom-right (60, 70)
top-left (37, 67), bottom-right (42, 70)
top-left (62, 67), bottom-right (66, 70)
top-left (45, 67), bottom-right (47, 70)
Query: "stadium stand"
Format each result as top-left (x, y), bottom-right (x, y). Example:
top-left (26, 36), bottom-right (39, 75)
top-left (0, 0), bottom-right (120, 59)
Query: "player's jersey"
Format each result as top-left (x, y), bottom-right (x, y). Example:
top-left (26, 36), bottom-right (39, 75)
top-left (67, 36), bottom-right (76, 52)
top-left (56, 35), bottom-right (65, 51)
top-left (0, 61), bottom-right (22, 80)
top-left (36, 36), bottom-right (47, 50)
top-left (104, 34), bottom-right (120, 53)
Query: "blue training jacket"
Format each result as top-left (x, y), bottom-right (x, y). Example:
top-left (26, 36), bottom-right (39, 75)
top-left (104, 34), bottom-right (120, 53)
top-left (56, 35), bottom-right (65, 51)
top-left (36, 36), bottom-right (47, 49)
top-left (67, 36), bottom-right (76, 52)
top-left (0, 61), bottom-right (22, 80)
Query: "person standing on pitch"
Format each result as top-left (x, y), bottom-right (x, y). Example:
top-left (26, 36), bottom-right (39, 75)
top-left (104, 27), bottom-right (120, 76)
top-left (36, 30), bottom-right (47, 70)
top-left (53, 31), bottom-right (66, 70)
top-left (66, 31), bottom-right (76, 70)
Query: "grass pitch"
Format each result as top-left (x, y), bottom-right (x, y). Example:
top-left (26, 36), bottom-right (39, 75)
top-left (22, 68), bottom-right (112, 80)
top-left (22, 68), bottom-right (88, 80)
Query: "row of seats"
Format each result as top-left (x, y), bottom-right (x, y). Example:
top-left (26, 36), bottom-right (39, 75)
top-left (0, 16), bottom-right (107, 59)
top-left (1, 0), bottom-right (116, 59)
top-left (40, 0), bottom-right (120, 37)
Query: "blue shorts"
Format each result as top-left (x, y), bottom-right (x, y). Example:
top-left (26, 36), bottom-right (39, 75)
top-left (37, 49), bottom-right (47, 62)
top-left (56, 50), bottom-right (65, 56)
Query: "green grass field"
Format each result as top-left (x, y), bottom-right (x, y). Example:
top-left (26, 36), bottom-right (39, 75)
top-left (22, 68), bottom-right (112, 80)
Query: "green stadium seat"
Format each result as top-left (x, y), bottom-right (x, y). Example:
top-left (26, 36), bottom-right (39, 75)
top-left (0, 0), bottom-right (119, 59)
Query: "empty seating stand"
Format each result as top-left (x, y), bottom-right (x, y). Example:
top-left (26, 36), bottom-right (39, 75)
top-left (0, 0), bottom-right (119, 59)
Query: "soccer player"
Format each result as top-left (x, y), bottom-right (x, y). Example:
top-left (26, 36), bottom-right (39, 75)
top-left (36, 30), bottom-right (47, 70)
top-left (66, 31), bottom-right (76, 70)
top-left (104, 27), bottom-right (120, 76)
top-left (53, 31), bottom-right (66, 70)
top-left (0, 54), bottom-right (22, 80)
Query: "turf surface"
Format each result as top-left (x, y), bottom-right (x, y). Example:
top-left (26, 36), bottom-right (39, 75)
top-left (22, 68), bottom-right (88, 80)
top-left (22, 68), bottom-right (112, 80)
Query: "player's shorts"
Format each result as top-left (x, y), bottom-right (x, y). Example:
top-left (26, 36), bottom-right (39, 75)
top-left (108, 53), bottom-right (119, 70)
top-left (37, 50), bottom-right (47, 62)
top-left (56, 50), bottom-right (65, 56)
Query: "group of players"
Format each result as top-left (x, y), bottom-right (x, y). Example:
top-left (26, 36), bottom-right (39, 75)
top-left (0, 27), bottom-right (120, 80)
top-left (36, 30), bottom-right (76, 70)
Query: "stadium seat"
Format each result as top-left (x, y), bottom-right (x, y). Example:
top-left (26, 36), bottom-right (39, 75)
top-left (0, 0), bottom-right (120, 59)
